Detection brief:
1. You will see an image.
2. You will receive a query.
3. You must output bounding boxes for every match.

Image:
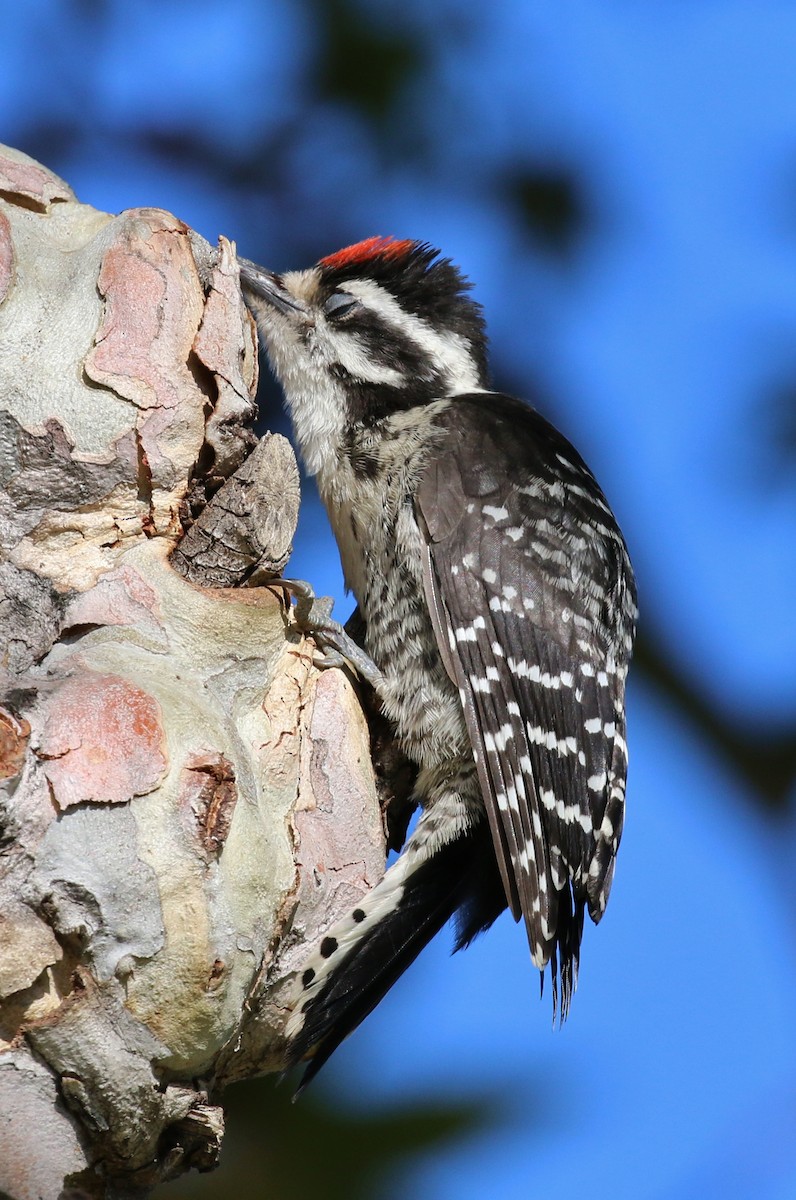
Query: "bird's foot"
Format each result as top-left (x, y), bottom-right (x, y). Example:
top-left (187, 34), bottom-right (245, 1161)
top-left (272, 578), bottom-right (385, 688)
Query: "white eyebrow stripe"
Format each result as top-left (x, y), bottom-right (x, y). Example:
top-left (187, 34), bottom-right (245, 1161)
top-left (343, 277), bottom-right (484, 394)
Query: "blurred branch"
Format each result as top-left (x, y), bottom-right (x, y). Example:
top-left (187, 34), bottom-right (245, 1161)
top-left (166, 1074), bottom-right (497, 1200)
top-left (510, 169), bottom-right (587, 258)
top-left (309, 0), bottom-right (423, 123)
top-left (634, 630), bottom-right (796, 811)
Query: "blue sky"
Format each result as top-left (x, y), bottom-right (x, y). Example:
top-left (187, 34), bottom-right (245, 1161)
top-left (3, 3), bottom-right (796, 1197)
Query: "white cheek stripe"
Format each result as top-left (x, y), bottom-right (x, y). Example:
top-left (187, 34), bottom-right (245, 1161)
top-left (344, 277), bottom-right (483, 394)
top-left (334, 330), bottom-right (406, 387)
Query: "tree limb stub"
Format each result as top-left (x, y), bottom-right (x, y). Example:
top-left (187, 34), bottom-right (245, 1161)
top-left (0, 144), bottom-right (386, 1197)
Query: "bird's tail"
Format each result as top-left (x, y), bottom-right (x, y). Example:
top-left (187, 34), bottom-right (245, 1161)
top-left (284, 822), bottom-right (502, 1093)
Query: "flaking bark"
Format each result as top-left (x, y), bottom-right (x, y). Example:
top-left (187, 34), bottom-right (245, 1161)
top-left (0, 144), bottom-right (386, 1198)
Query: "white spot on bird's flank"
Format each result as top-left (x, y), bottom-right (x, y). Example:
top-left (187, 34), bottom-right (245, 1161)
top-left (483, 505), bottom-right (509, 522)
top-left (584, 717), bottom-right (602, 734)
top-left (482, 567), bottom-right (497, 584)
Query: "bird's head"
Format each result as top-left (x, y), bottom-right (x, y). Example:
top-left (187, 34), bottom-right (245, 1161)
top-left (240, 237), bottom-right (488, 475)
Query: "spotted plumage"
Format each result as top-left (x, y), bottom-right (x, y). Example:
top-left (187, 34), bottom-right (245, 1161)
top-left (239, 238), bottom-right (637, 1088)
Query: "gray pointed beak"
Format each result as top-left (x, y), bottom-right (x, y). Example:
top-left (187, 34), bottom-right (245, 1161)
top-left (237, 257), bottom-right (308, 317)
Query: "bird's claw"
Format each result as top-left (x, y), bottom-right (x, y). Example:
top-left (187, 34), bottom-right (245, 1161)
top-left (272, 577), bottom-right (385, 688)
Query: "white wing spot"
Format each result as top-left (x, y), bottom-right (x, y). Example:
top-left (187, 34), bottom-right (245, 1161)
top-left (492, 723), bottom-right (514, 751)
top-left (483, 505), bottom-right (509, 522)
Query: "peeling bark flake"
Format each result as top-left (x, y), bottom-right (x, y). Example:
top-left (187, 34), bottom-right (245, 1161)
top-left (181, 752), bottom-right (238, 857)
top-left (0, 707), bottom-right (30, 781)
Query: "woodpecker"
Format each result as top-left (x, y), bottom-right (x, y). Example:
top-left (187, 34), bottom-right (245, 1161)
top-left (239, 237), bottom-right (637, 1088)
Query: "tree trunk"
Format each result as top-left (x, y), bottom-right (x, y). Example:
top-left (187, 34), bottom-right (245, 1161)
top-left (0, 144), bottom-right (386, 1198)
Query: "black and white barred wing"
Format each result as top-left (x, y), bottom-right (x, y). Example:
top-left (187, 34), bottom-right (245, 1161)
top-left (416, 394), bottom-right (636, 1007)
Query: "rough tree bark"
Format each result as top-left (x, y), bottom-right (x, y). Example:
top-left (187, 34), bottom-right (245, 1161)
top-left (0, 144), bottom-right (389, 1198)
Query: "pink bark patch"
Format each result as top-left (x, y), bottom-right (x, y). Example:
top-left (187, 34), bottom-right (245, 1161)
top-left (86, 214), bottom-right (202, 413)
top-left (0, 210), bottom-right (12, 305)
top-left (0, 153), bottom-right (73, 208)
top-left (39, 672), bottom-right (168, 809)
top-left (64, 563), bottom-right (162, 636)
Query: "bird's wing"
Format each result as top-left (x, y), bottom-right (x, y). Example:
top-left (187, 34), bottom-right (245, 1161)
top-left (416, 393), bottom-right (636, 1011)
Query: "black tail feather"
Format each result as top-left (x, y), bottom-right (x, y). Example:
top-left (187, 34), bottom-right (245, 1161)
top-left (288, 831), bottom-right (490, 1093)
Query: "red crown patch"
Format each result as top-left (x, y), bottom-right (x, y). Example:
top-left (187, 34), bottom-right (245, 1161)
top-left (319, 236), bottom-right (415, 270)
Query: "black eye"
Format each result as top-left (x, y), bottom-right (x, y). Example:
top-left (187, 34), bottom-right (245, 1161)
top-left (323, 291), bottom-right (359, 319)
